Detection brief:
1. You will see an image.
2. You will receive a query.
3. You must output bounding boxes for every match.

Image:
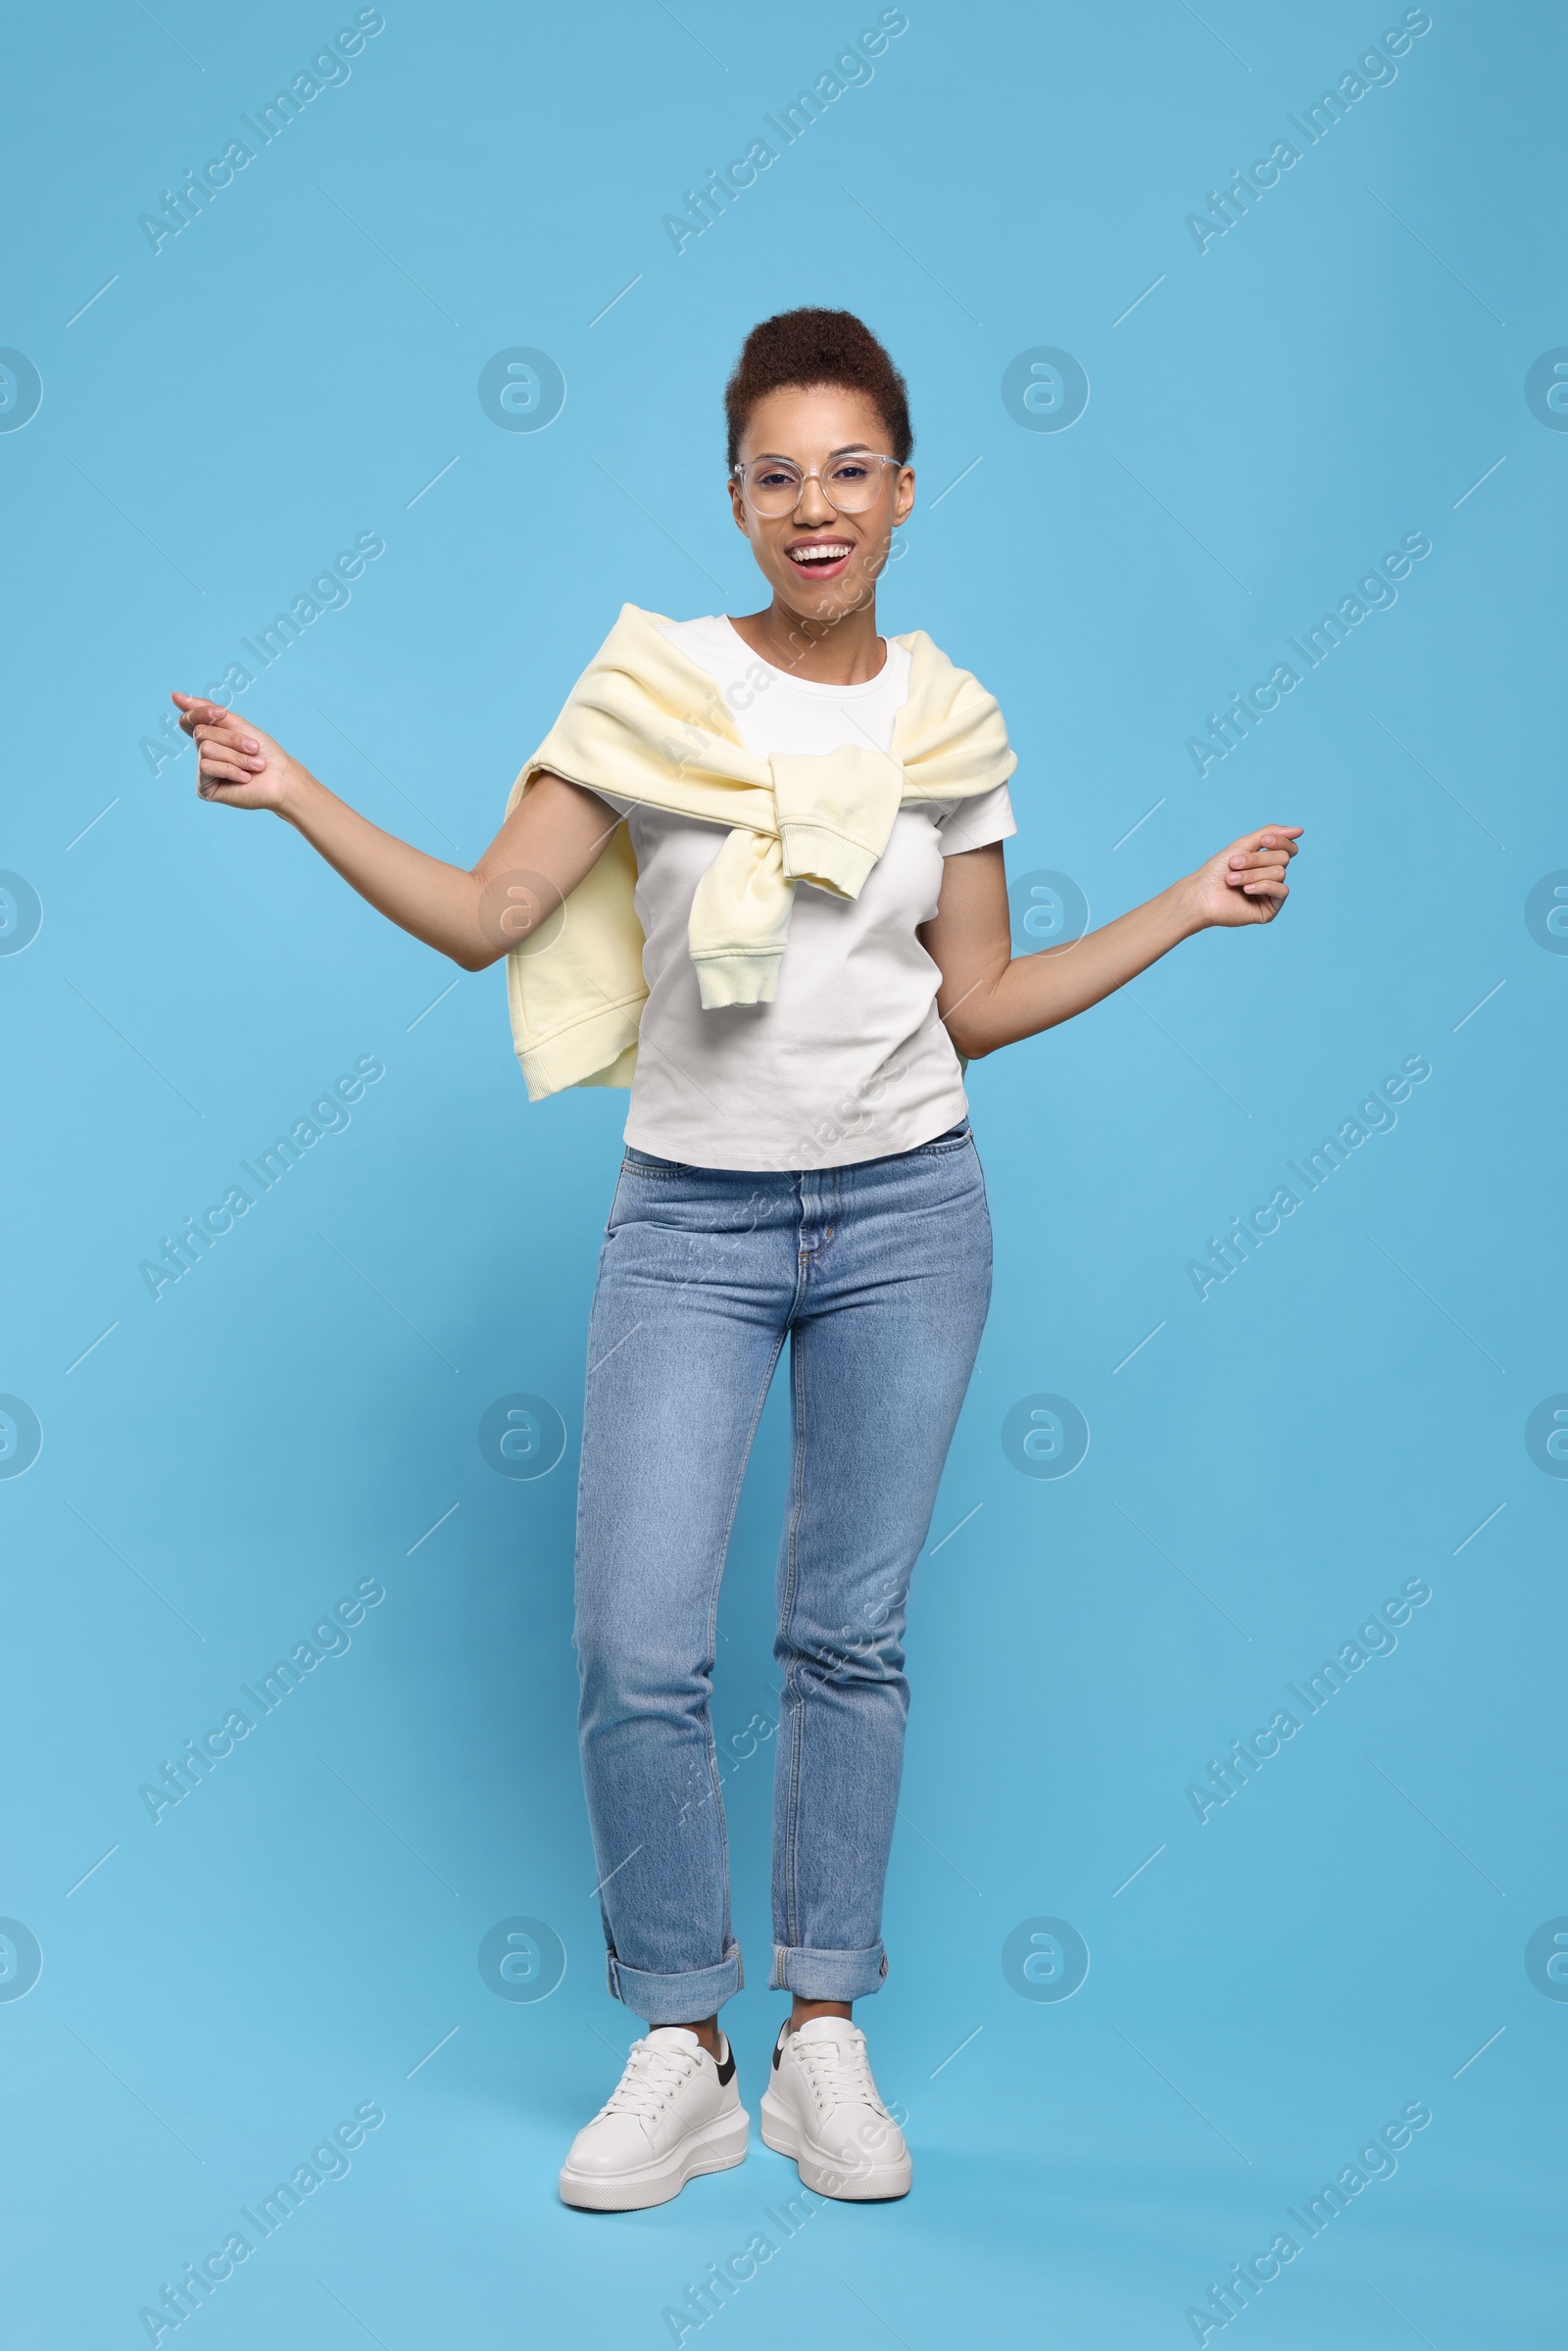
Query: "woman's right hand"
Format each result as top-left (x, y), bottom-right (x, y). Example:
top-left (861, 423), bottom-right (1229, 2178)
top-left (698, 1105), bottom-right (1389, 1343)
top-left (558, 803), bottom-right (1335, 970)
top-left (166, 691), bottom-right (619, 970)
top-left (172, 693), bottom-right (304, 812)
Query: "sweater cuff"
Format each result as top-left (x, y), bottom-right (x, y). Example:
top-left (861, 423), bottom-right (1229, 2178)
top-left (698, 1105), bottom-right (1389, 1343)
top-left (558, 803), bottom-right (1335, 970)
top-left (779, 822), bottom-right (878, 900)
top-left (513, 997), bottom-right (644, 1100)
top-left (692, 950), bottom-right (782, 1008)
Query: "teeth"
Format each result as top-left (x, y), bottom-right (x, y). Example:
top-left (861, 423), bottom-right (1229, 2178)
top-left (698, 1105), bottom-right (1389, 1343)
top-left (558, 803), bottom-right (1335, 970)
top-left (789, 545), bottom-right (851, 563)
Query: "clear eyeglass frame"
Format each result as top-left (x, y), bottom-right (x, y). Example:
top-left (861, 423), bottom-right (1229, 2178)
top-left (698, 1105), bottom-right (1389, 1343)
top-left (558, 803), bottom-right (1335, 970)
top-left (729, 452), bottom-right (905, 517)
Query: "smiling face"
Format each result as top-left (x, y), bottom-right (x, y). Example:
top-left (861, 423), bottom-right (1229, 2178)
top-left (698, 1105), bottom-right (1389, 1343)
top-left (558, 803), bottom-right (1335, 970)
top-left (727, 383), bottom-right (914, 629)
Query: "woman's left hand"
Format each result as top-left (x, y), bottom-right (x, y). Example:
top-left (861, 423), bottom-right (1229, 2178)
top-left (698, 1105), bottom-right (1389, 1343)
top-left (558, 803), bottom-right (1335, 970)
top-left (1181, 825), bottom-right (1302, 929)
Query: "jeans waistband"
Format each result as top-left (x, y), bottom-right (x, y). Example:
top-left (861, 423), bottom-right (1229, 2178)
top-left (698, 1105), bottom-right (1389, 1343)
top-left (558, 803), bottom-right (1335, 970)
top-left (621, 1119), bottom-right (972, 1179)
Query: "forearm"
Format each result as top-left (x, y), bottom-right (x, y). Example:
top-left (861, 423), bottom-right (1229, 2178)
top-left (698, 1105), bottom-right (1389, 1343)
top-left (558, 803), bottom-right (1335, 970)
top-left (279, 767), bottom-right (491, 969)
top-left (951, 878), bottom-right (1200, 1056)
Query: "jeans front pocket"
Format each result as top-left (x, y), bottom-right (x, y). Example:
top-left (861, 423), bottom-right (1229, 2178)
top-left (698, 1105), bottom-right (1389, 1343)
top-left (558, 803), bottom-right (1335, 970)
top-left (910, 1121), bottom-right (973, 1158)
top-left (620, 1148), bottom-right (688, 1176)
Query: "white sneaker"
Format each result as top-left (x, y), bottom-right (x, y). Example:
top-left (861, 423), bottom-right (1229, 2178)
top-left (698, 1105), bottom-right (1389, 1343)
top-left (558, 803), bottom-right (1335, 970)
top-left (760, 2017), bottom-right (911, 2199)
top-left (558, 2027), bottom-right (749, 2211)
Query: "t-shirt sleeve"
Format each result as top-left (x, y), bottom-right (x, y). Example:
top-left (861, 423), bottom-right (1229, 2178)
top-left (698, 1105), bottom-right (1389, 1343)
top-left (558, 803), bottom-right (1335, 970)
top-left (541, 779), bottom-right (629, 823)
top-left (936, 780), bottom-right (1017, 857)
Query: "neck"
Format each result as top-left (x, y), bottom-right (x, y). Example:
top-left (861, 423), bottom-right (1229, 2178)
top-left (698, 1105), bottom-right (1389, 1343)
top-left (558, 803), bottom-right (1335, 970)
top-left (730, 592), bottom-right (886, 686)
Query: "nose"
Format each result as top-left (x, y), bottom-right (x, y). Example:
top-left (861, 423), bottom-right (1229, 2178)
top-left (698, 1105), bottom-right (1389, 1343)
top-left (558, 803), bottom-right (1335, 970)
top-left (791, 471), bottom-right (837, 526)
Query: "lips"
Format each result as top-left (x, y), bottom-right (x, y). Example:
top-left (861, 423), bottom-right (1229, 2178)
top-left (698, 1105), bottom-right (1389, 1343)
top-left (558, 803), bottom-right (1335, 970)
top-left (786, 537), bottom-right (855, 581)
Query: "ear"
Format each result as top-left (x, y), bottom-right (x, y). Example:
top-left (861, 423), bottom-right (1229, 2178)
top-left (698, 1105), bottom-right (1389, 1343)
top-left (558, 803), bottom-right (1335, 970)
top-left (727, 477), bottom-right (753, 536)
top-left (892, 466), bottom-right (915, 527)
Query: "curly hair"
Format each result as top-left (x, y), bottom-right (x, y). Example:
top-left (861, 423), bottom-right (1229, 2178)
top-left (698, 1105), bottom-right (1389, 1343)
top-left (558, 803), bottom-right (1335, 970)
top-left (724, 308), bottom-right (912, 468)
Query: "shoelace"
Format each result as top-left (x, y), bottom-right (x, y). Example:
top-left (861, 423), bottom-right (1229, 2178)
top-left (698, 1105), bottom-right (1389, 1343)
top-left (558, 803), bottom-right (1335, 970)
top-left (595, 2037), bottom-right (703, 2123)
top-left (790, 2028), bottom-right (889, 2119)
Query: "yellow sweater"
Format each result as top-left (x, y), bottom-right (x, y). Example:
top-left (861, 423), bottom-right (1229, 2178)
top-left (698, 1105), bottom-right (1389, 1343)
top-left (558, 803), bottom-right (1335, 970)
top-left (503, 604), bottom-right (1016, 1100)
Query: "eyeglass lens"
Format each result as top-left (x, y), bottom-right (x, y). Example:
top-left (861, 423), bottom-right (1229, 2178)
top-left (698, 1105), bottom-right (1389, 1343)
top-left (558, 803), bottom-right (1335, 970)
top-left (740, 456), bottom-right (893, 515)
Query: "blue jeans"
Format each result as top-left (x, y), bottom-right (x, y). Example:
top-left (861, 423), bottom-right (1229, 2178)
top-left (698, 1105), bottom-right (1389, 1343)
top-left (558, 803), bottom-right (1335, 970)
top-left (572, 1121), bottom-right (993, 2025)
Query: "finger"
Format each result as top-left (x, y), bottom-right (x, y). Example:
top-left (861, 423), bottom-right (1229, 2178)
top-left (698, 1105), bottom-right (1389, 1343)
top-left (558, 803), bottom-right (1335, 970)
top-left (192, 717), bottom-right (262, 750)
top-left (1232, 843), bottom-right (1291, 863)
top-left (194, 726), bottom-right (264, 763)
top-left (175, 694), bottom-right (265, 756)
top-left (198, 747), bottom-right (266, 776)
top-left (1226, 861), bottom-right (1288, 886)
top-left (1232, 826), bottom-right (1301, 862)
top-left (176, 700), bottom-right (228, 741)
top-left (197, 739), bottom-right (261, 775)
top-left (198, 759), bottom-right (258, 789)
top-left (1242, 878), bottom-right (1289, 898)
top-left (194, 733), bottom-right (266, 771)
top-left (1230, 854), bottom-right (1292, 879)
top-left (1228, 846), bottom-right (1293, 872)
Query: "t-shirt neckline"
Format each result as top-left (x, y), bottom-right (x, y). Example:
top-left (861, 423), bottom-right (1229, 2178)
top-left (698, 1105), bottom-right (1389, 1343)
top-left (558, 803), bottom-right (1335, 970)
top-left (713, 615), bottom-right (905, 700)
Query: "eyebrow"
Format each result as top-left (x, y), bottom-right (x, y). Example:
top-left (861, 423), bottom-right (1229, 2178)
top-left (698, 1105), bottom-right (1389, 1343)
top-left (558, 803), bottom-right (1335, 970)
top-left (748, 443), bottom-right (881, 462)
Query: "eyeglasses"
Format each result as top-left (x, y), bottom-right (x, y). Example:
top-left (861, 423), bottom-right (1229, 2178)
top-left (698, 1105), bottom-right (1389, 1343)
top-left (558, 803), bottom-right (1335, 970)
top-left (730, 452), bottom-right (904, 517)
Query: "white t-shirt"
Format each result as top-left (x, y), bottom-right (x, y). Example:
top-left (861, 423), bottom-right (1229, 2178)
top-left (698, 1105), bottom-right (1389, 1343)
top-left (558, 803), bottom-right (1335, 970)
top-left (589, 614), bottom-right (1015, 1172)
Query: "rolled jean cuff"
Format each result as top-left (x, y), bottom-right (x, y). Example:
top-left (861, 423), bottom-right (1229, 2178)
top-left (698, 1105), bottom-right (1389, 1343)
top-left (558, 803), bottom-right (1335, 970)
top-left (605, 1940), bottom-right (744, 2023)
top-left (769, 1941), bottom-right (889, 2000)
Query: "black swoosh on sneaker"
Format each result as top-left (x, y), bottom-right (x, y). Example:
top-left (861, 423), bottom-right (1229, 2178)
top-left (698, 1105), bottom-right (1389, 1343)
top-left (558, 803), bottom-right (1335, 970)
top-left (716, 2039), bottom-right (736, 2085)
top-left (771, 2028), bottom-right (787, 2073)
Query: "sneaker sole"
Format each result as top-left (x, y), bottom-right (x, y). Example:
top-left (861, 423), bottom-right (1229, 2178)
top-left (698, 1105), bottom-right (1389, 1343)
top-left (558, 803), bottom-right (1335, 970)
top-left (559, 2104), bottom-right (750, 2212)
top-left (759, 2088), bottom-right (911, 2201)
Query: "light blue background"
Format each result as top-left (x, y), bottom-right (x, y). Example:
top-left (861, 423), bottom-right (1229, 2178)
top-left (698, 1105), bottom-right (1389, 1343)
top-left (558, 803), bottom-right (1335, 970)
top-left (3, 1), bottom-right (1561, 2343)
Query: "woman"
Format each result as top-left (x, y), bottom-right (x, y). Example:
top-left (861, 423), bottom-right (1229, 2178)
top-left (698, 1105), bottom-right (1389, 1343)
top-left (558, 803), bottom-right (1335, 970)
top-left (174, 308), bottom-right (1299, 2214)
